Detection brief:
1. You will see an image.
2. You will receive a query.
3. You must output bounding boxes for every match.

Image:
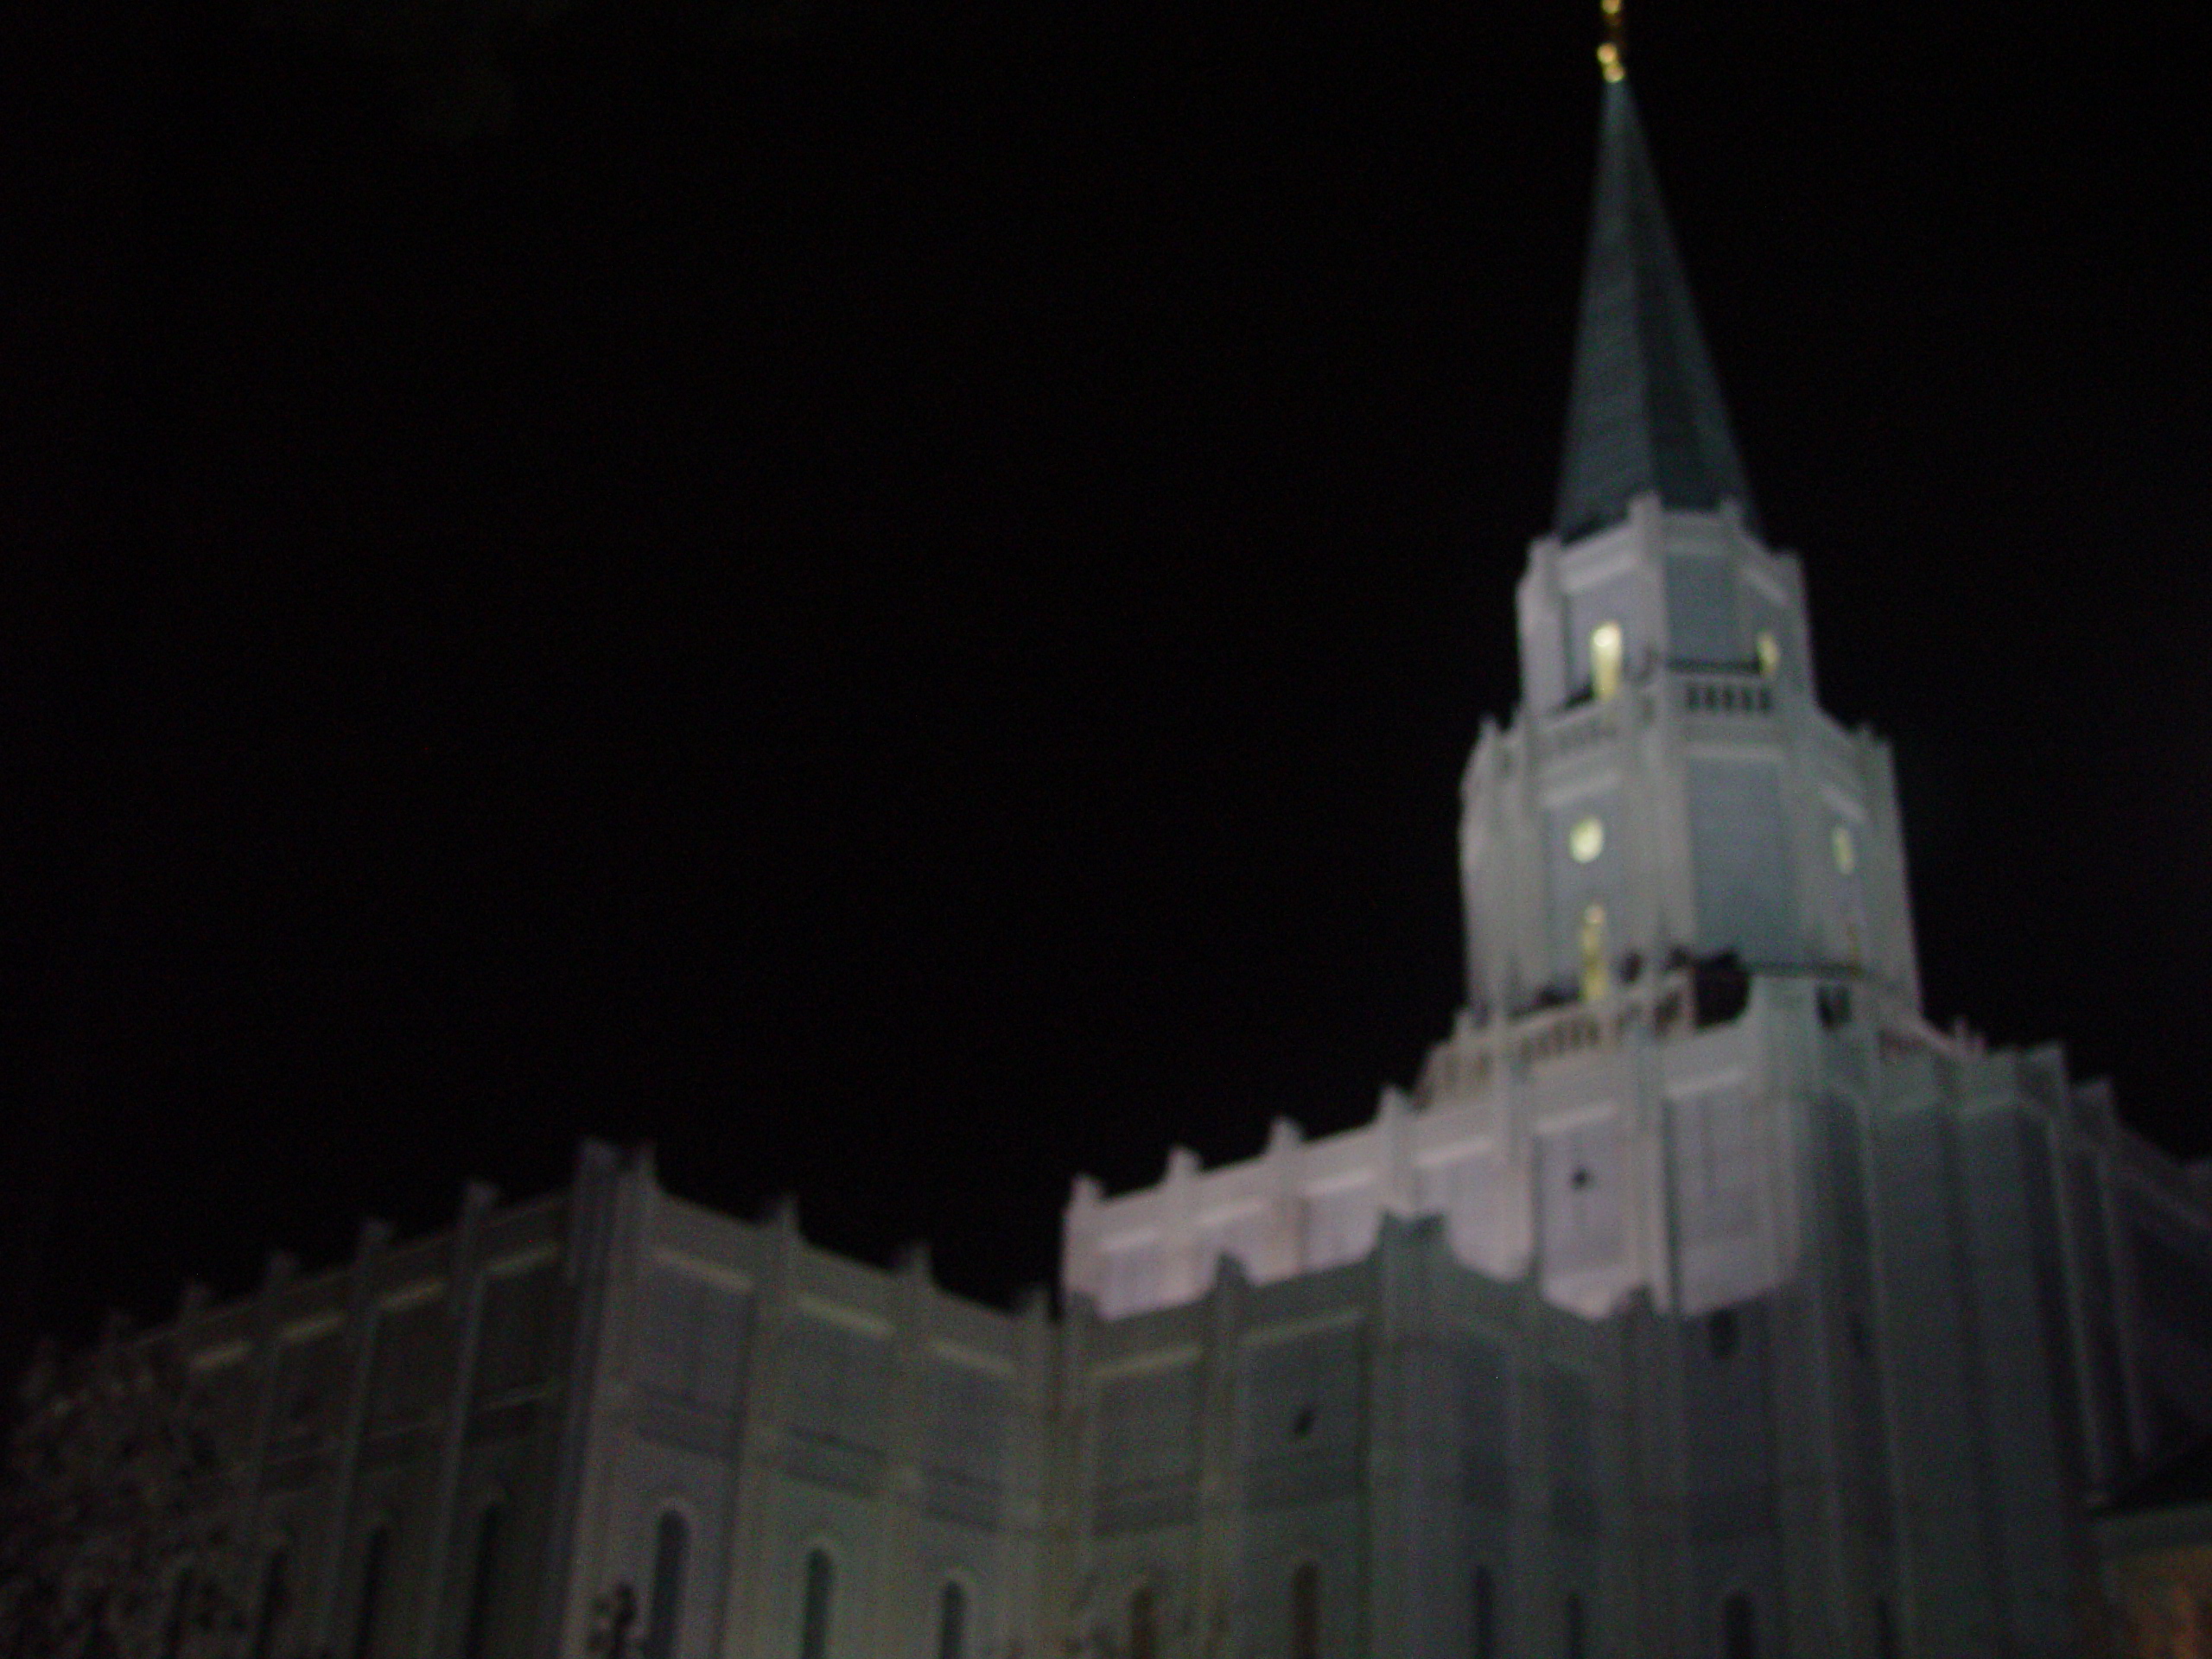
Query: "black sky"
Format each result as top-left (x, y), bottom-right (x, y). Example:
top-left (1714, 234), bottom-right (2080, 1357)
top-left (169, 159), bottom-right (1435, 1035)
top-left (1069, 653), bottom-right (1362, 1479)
top-left (5, 0), bottom-right (2209, 1345)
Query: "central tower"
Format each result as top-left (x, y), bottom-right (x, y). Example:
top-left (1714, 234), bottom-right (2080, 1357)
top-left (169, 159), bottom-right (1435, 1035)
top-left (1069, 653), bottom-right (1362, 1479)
top-left (1459, 79), bottom-right (1919, 1021)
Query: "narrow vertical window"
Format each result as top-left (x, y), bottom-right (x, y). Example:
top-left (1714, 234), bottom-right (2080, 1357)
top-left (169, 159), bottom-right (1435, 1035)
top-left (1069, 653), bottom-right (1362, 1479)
top-left (1290, 1563), bottom-right (1320, 1659)
top-left (1580, 902), bottom-right (1609, 1002)
top-left (249, 1548), bottom-right (289, 1659)
top-left (1471, 1565), bottom-right (1495, 1659)
top-left (1564, 1591), bottom-right (1586, 1659)
top-left (461, 1505), bottom-right (502, 1659)
top-left (799, 1548), bottom-right (834, 1659)
top-left (1754, 630), bottom-right (1780, 677)
top-left (1872, 1597), bottom-right (1897, 1659)
top-left (350, 1529), bottom-right (388, 1659)
top-left (1128, 1585), bottom-right (1157, 1659)
top-left (1722, 1592), bottom-right (1758, 1659)
top-left (642, 1512), bottom-right (688, 1659)
top-left (161, 1569), bottom-right (195, 1659)
top-left (936, 1580), bottom-right (967, 1659)
top-left (1590, 621), bottom-right (1624, 701)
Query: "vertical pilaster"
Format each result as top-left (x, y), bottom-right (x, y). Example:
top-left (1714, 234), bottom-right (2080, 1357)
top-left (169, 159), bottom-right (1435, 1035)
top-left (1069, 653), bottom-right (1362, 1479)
top-left (1195, 1255), bottom-right (1244, 1659)
top-left (1363, 1224), bottom-right (1405, 1659)
top-left (308, 1216), bottom-right (394, 1653)
top-left (413, 1181), bottom-right (499, 1659)
top-left (1052, 1293), bottom-right (1098, 1659)
top-left (535, 1140), bottom-right (624, 1659)
top-left (716, 1196), bottom-right (801, 1659)
top-left (1000, 1287), bottom-right (1056, 1659)
top-left (238, 1250), bottom-right (299, 1551)
top-left (1264, 1118), bottom-right (1304, 1279)
top-left (871, 1243), bottom-right (933, 1659)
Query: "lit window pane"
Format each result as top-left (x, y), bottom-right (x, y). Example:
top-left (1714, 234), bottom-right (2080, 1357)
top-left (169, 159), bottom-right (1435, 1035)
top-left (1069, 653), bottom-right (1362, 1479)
top-left (1590, 623), bottom-right (1624, 701)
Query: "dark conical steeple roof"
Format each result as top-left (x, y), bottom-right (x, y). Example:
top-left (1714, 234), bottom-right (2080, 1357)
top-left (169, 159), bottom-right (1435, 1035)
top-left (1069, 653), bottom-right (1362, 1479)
top-left (1554, 79), bottom-right (1758, 542)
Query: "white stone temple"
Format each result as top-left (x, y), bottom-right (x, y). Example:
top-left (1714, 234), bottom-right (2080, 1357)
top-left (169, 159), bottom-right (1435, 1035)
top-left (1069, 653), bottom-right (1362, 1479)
top-left (52, 70), bottom-right (2212, 1659)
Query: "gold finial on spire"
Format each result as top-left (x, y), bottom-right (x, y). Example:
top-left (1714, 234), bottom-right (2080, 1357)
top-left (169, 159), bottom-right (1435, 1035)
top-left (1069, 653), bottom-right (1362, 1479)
top-left (1598, 0), bottom-right (1625, 80)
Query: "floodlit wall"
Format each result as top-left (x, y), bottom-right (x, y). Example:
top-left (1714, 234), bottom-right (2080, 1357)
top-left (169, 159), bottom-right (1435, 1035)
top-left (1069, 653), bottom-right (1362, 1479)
top-left (1062, 970), bottom-right (1799, 1324)
top-left (166, 1180), bottom-right (578, 1659)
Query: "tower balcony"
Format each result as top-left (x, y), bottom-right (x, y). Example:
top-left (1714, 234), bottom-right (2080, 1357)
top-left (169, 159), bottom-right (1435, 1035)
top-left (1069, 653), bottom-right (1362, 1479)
top-left (1535, 664), bottom-right (1778, 763)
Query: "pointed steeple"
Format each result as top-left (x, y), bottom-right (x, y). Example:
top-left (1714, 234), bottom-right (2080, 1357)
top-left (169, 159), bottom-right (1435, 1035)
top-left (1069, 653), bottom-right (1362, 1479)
top-left (1554, 79), bottom-right (1758, 543)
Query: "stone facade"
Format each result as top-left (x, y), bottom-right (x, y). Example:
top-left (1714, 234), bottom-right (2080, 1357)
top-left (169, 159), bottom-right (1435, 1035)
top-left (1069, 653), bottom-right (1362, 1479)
top-left (36, 70), bottom-right (2212, 1659)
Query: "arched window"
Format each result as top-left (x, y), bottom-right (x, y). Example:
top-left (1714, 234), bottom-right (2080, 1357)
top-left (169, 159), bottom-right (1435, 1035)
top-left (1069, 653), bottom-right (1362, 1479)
top-left (1128, 1585), bottom-right (1157, 1659)
top-left (799, 1548), bottom-right (834, 1659)
top-left (248, 1548), bottom-right (289, 1659)
top-left (461, 1505), bottom-right (502, 1659)
top-left (1471, 1564), bottom-right (1496, 1659)
top-left (350, 1529), bottom-right (389, 1659)
top-left (1708, 1308), bottom-right (1740, 1361)
top-left (1872, 1596), bottom-right (1897, 1659)
top-left (160, 1569), bottom-right (194, 1659)
top-left (936, 1580), bottom-right (967, 1659)
top-left (1564, 1591), bottom-right (1586, 1659)
top-left (1290, 1563), bottom-right (1320, 1659)
top-left (1722, 1592), bottom-right (1758, 1659)
top-left (642, 1512), bottom-right (689, 1659)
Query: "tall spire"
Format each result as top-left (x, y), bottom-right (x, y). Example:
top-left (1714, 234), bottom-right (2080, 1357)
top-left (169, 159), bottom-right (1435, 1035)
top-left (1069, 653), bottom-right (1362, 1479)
top-left (1554, 76), bottom-right (1758, 543)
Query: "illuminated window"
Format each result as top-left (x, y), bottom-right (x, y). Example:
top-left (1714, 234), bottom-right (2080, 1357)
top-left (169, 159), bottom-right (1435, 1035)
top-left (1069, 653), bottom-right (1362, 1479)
top-left (1590, 622), bottom-right (1624, 701)
top-left (1755, 630), bottom-right (1781, 677)
top-left (1569, 816), bottom-right (1605, 865)
top-left (1832, 823), bottom-right (1857, 875)
top-left (1580, 903), bottom-right (1609, 1003)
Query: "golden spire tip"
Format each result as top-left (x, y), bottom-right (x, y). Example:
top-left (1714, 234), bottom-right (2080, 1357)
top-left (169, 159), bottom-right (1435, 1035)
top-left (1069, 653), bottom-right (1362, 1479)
top-left (1598, 0), bottom-right (1625, 80)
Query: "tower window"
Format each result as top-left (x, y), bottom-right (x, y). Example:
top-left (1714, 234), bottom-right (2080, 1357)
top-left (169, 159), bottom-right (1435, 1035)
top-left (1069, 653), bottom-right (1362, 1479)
top-left (1472, 1565), bottom-right (1496, 1659)
top-left (1832, 823), bottom-right (1857, 875)
top-left (1569, 815), bottom-right (1605, 864)
top-left (1590, 622), bottom-right (1624, 701)
top-left (1564, 1591), bottom-right (1586, 1659)
top-left (1579, 903), bottom-right (1609, 1003)
top-left (1755, 630), bottom-right (1781, 677)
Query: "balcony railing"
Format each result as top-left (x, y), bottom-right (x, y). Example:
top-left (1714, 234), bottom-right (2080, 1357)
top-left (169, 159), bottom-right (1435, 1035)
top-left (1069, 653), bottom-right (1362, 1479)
top-left (1679, 671), bottom-right (1774, 717)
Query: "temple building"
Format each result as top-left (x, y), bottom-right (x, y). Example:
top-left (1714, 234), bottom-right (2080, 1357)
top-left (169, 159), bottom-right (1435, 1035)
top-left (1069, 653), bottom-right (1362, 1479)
top-left (39, 63), bottom-right (2212, 1659)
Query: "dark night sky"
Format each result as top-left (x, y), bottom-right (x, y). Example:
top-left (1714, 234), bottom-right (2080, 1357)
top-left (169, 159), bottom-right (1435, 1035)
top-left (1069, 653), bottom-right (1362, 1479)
top-left (4, 0), bottom-right (2209, 1345)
